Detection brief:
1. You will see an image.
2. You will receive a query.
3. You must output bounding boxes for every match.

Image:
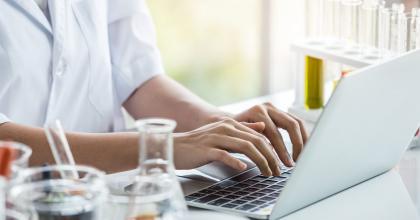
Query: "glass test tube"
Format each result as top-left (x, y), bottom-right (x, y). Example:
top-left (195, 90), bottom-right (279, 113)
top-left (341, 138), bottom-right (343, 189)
top-left (378, 4), bottom-right (391, 57)
top-left (359, 0), bottom-right (380, 58)
top-left (306, 0), bottom-right (325, 43)
top-left (323, 0), bottom-right (342, 47)
top-left (390, 3), bottom-right (407, 55)
top-left (409, 8), bottom-right (420, 50)
top-left (340, 0), bottom-right (362, 53)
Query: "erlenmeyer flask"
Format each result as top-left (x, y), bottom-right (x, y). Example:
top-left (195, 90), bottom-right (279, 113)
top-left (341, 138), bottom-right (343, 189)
top-left (126, 118), bottom-right (187, 220)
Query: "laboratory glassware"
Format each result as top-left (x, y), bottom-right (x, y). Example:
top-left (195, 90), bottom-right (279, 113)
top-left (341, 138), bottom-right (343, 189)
top-left (304, 56), bottom-right (324, 109)
top-left (390, 3), bottom-right (407, 55)
top-left (44, 120), bottom-right (79, 179)
top-left (8, 165), bottom-right (108, 220)
top-left (0, 142), bottom-right (32, 180)
top-left (378, 5), bottom-right (392, 57)
top-left (409, 8), bottom-right (420, 50)
top-left (123, 118), bottom-right (187, 220)
top-left (323, 0), bottom-right (342, 47)
top-left (340, 0), bottom-right (362, 53)
top-left (306, 0), bottom-right (325, 44)
top-left (359, 0), bottom-right (380, 58)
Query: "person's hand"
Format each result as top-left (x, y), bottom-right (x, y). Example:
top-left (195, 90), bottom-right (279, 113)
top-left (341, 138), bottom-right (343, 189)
top-left (233, 103), bottom-right (308, 167)
top-left (173, 118), bottom-right (282, 176)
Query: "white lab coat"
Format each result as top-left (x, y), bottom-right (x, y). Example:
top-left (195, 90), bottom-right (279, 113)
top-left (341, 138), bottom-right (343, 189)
top-left (0, 0), bottom-right (164, 132)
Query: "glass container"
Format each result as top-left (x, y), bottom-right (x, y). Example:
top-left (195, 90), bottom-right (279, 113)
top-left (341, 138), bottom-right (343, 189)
top-left (378, 5), bottom-right (392, 57)
top-left (306, 0), bottom-right (325, 44)
top-left (409, 8), bottom-right (420, 50)
top-left (304, 56), bottom-right (324, 109)
top-left (8, 165), bottom-right (108, 220)
top-left (340, 0), bottom-right (362, 53)
top-left (323, 0), bottom-right (342, 47)
top-left (359, 0), bottom-right (380, 58)
top-left (390, 3), bottom-right (407, 55)
top-left (105, 118), bottom-right (187, 220)
top-left (0, 142), bottom-right (32, 180)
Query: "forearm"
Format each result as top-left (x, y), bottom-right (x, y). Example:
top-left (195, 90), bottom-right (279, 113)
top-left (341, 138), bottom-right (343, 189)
top-left (0, 122), bottom-right (138, 173)
top-left (124, 75), bottom-right (231, 132)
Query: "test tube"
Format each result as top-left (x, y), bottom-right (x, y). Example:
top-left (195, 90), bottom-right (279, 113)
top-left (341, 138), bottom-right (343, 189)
top-left (323, 0), bottom-right (342, 47)
top-left (389, 3), bottom-right (407, 55)
top-left (340, 0), bottom-right (363, 53)
top-left (378, 4), bottom-right (391, 57)
top-left (306, 0), bottom-right (325, 43)
top-left (359, 0), bottom-right (380, 58)
top-left (409, 8), bottom-right (420, 50)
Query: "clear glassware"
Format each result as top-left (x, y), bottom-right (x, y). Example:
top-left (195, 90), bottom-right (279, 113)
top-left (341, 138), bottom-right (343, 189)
top-left (340, 0), bottom-right (363, 53)
top-left (323, 0), bottom-right (342, 47)
top-left (378, 5), bottom-right (392, 57)
top-left (123, 118), bottom-right (187, 220)
top-left (0, 142), bottom-right (32, 180)
top-left (306, 0), bottom-right (325, 44)
top-left (409, 8), bottom-right (420, 50)
top-left (359, 0), bottom-right (380, 58)
top-left (8, 165), bottom-right (108, 220)
top-left (389, 3), bottom-right (407, 55)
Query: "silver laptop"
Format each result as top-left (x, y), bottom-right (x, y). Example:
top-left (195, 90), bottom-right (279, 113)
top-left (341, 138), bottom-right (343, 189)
top-left (185, 50), bottom-right (420, 219)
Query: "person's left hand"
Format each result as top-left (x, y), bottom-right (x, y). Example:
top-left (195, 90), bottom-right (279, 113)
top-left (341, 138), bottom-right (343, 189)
top-left (232, 103), bottom-right (308, 167)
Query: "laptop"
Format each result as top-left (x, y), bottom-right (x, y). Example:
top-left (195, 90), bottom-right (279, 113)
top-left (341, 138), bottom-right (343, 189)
top-left (184, 50), bottom-right (420, 219)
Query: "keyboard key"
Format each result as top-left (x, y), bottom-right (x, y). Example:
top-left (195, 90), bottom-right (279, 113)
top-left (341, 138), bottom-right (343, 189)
top-left (236, 204), bottom-right (257, 211)
top-left (195, 195), bottom-right (220, 203)
top-left (208, 199), bottom-right (231, 206)
top-left (250, 192), bottom-right (266, 198)
top-left (262, 179), bottom-right (278, 185)
top-left (243, 179), bottom-right (259, 185)
top-left (270, 176), bottom-right (287, 181)
top-left (209, 185), bottom-right (224, 190)
top-left (241, 196), bottom-right (257, 201)
top-left (222, 203), bottom-right (239, 208)
top-left (260, 196), bottom-right (276, 201)
top-left (231, 199), bottom-right (247, 205)
top-left (250, 200), bottom-right (266, 205)
top-left (185, 196), bottom-right (197, 201)
top-left (253, 183), bottom-right (269, 188)
top-left (243, 187), bottom-right (259, 192)
top-left (199, 189), bottom-right (214, 194)
top-left (213, 190), bottom-right (231, 195)
top-left (233, 183), bottom-right (250, 188)
top-left (224, 194), bottom-right (241, 200)
top-left (234, 191), bottom-right (249, 196)
top-left (268, 185), bottom-right (283, 190)
top-left (270, 192), bottom-right (280, 197)
top-left (216, 180), bottom-right (239, 189)
top-left (252, 176), bottom-right (268, 181)
top-left (189, 193), bottom-right (206, 198)
top-left (259, 188), bottom-right (275, 194)
top-left (224, 187), bottom-right (241, 192)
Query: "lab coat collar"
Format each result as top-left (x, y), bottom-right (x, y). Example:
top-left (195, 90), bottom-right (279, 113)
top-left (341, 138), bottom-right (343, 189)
top-left (9, 0), bottom-right (53, 34)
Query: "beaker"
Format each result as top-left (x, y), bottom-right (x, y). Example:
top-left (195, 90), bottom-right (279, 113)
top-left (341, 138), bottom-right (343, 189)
top-left (0, 142), bottom-right (32, 180)
top-left (340, 0), bottom-right (362, 53)
top-left (123, 118), bottom-right (187, 220)
top-left (359, 0), bottom-right (380, 58)
top-left (8, 165), bottom-right (108, 220)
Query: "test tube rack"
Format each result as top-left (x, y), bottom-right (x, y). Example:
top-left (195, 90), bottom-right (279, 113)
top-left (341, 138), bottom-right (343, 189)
top-left (288, 39), bottom-right (389, 124)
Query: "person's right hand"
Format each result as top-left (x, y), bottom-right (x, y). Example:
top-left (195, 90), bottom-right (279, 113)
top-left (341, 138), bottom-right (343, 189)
top-left (173, 118), bottom-right (282, 176)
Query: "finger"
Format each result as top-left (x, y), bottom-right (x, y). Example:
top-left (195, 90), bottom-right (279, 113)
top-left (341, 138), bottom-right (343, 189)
top-left (208, 134), bottom-right (272, 176)
top-left (208, 149), bottom-right (247, 171)
top-left (267, 108), bottom-right (304, 162)
top-left (224, 128), bottom-right (281, 176)
top-left (287, 113), bottom-right (309, 144)
top-left (241, 122), bottom-right (266, 133)
top-left (262, 117), bottom-right (293, 167)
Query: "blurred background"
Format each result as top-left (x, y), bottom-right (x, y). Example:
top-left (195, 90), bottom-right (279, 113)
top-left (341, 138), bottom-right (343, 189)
top-left (146, 0), bottom-right (419, 106)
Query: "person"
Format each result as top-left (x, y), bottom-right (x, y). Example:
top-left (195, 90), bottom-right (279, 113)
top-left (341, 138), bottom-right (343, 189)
top-left (0, 0), bottom-right (307, 176)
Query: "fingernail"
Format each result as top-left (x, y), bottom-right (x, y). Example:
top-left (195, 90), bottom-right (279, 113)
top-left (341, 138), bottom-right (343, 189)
top-left (239, 162), bottom-right (247, 170)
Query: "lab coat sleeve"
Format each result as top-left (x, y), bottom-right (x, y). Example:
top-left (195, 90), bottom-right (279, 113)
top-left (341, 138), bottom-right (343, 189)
top-left (0, 113), bottom-right (10, 125)
top-left (108, 0), bottom-right (165, 104)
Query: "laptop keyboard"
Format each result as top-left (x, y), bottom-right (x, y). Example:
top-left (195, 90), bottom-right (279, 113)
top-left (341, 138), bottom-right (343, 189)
top-left (185, 167), bottom-right (294, 213)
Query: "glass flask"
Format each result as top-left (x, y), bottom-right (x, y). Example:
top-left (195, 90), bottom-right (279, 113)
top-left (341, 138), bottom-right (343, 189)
top-left (390, 3), bottom-right (407, 55)
top-left (123, 118), bottom-right (187, 220)
top-left (340, 0), bottom-right (362, 53)
top-left (359, 0), bottom-right (380, 58)
top-left (8, 165), bottom-right (108, 220)
top-left (0, 142), bottom-right (32, 180)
